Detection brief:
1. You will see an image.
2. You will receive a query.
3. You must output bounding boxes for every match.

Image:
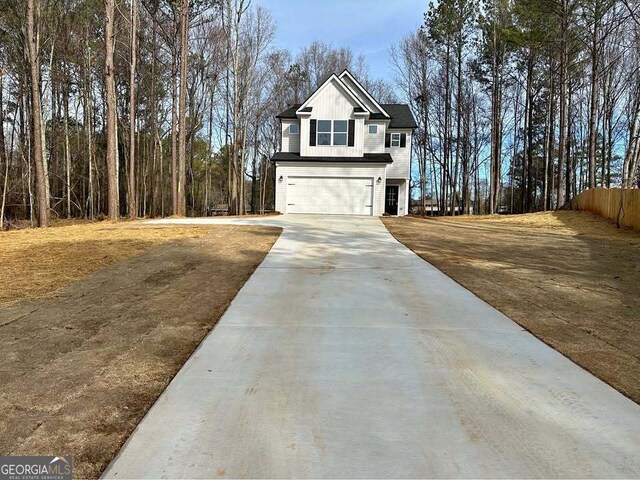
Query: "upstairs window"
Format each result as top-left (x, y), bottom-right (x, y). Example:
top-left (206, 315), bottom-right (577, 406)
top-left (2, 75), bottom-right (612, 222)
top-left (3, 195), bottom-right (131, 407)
top-left (317, 120), bottom-right (332, 145)
top-left (385, 132), bottom-right (407, 148)
top-left (368, 124), bottom-right (378, 134)
top-left (316, 120), bottom-right (348, 146)
top-left (289, 123), bottom-right (299, 134)
top-left (333, 120), bottom-right (348, 145)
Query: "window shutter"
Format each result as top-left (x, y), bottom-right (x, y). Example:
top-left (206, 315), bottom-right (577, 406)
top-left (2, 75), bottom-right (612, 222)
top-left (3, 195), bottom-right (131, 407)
top-left (348, 120), bottom-right (355, 146)
top-left (310, 119), bottom-right (316, 146)
top-left (400, 133), bottom-right (406, 148)
top-left (385, 133), bottom-right (391, 148)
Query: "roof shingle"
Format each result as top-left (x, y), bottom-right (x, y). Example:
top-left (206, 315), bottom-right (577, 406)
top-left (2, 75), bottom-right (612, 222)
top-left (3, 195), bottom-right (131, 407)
top-left (379, 104), bottom-right (418, 129)
top-left (275, 103), bottom-right (417, 129)
top-left (275, 104), bottom-right (302, 119)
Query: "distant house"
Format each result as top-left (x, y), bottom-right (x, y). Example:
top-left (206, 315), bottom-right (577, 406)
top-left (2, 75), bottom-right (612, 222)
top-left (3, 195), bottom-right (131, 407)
top-left (271, 70), bottom-right (417, 216)
top-left (410, 196), bottom-right (439, 214)
top-left (410, 196), bottom-right (469, 215)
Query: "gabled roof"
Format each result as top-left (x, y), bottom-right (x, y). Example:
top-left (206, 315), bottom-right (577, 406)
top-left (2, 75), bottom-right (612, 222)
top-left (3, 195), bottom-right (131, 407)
top-left (274, 75), bottom-right (417, 129)
top-left (296, 73), bottom-right (369, 115)
top-left (339, 69), bottom-right (390, 118)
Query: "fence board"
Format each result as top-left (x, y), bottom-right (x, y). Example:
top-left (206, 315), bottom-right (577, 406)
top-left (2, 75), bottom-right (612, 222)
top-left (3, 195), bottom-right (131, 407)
top-left (570, 188), bottom-right (640, 230)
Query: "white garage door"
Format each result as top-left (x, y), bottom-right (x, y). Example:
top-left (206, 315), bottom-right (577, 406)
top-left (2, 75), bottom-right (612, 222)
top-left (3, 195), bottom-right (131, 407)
top-left (286, 176), bottom-right (373, 215)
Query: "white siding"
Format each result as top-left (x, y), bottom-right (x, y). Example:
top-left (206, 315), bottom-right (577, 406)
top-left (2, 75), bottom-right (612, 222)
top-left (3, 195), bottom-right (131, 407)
top-left (299, 79), bottom-right (364, 157)
top-left (385, 129), bottom-right (412, 179)
top-left (363, 121), bottom-right (386, 153)
top-left (281, 120), bottom-right (300, 153)
top-left (275, 162), bottom-right (386, 216)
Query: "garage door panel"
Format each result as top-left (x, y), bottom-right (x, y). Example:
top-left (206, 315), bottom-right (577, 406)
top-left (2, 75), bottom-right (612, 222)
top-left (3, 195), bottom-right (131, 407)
top-left (287, 177), bottom-right (373, 215)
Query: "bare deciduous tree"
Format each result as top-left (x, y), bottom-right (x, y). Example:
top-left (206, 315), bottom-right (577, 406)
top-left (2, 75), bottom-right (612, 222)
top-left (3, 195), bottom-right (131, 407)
top-left (104, 0), bottom-right (119, 220)
top-left (26, 0), bottom-right (49, 227)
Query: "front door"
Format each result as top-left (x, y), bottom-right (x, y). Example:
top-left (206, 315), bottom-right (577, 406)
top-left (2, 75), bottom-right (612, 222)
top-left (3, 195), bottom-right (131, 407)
top-left (385, 185), bottom-right (399, 215)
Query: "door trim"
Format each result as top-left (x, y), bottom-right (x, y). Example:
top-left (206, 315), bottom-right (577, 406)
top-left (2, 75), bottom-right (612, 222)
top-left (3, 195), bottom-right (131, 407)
top-left (385, 185), bottom-right (399, 216)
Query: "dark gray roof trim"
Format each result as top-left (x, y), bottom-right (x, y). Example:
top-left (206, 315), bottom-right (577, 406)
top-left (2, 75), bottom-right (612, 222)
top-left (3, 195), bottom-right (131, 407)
top-left (275, 103), bottom-right (417, 129)
top-left (271, 152), bottom-right (393, 164)
top-left (373, 104), bottom-right (418, 128)
top-left (276, 104), bottom-right (302, 119)
top-left (300, 106), bottom-right (312, 112)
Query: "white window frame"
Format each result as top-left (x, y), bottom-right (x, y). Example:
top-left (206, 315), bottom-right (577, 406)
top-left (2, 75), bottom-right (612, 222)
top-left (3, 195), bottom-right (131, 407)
top-left (333, 120), bottom-right (348, 146)
top-left (316, 120), bottom-right (349, 146)
top-left (317, 120), bottom-right (332, 146)
top-left (289, 123), bottom-right (299, 135)
top-left (391, 133), bottom-right (401, 147)
top-left (368, 124), bottom-right (378, 134)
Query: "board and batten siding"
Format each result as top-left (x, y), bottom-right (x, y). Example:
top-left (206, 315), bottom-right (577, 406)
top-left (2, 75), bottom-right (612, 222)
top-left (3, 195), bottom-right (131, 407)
top-left (299, 79), bottom-right (364, 157)
top-left (275, 162), bottom-right (386, 215)
top-left (385, 129), bottom-right (412, 178)
top-left (363, 121), bottom-right (387, 154)
top-left (281, 120), bottom-right (300, 153)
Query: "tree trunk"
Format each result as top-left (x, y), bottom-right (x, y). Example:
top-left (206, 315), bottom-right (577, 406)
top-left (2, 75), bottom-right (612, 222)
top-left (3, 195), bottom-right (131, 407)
top-left (623, 93), bottom-right (640, 187)
top-left (600, 83), bottom-right (607, 188)
top-left (566, 82), bottom-right (574, 201)
top-left (556, 0), bottom-right (569, 208)
top-left (150, 0), bottom-right (159, 217)
top-left (0, 70), bottom-right (8, 229)
top-left (176, 0), bottom-right (189, 216)
top-left (26, 0), bottom-right (49, 227)
top-left (510, 80), bottom-right (520, 214)
top-left (524, 54), bottom-right (534, 212)
top-left (171, 48), bottom-right (178, 215)
top-left (451, 33), bottom-right (463, 216)
top-left (543, 71), bottom-right (555, 211)
top-left (128, 0), bottom-right (138, 218)
top-left (104, 0), bottom-right (119, 220)
top-left (84, 31), bottom-right (95, 220)
top-left (229, 1), bottom-right (241, 216)
top-left (442, 39), bottom-right (451, 214)
top-left (51, 64), bottom-right (59, 207)
top-left (587, 12), bottom-right (599, 189)
top-left (63, 76), bottom-right (71, 217)
top-left (489, 10), bottom-right (502, 215)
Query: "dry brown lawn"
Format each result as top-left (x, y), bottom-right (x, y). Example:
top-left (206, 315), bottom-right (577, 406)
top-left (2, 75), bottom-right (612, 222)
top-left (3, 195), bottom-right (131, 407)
top-left (0, 221), bottom-right (220, 306)
top-left (0, 222), bottom-right (281, 478)
top-left (383, 211), bottom-right (640, 405)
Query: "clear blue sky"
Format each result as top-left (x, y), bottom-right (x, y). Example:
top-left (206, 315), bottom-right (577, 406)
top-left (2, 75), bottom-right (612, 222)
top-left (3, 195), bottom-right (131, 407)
top-left (260, 0), bottom-right (427, 82)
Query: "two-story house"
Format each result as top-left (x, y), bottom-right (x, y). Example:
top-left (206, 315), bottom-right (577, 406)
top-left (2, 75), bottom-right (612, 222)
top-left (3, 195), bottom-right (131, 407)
top-left (271, 70), bottom-right (417, 216)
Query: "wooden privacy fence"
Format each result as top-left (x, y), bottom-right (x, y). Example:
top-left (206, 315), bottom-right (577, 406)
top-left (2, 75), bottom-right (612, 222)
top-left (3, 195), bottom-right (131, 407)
top-left (570, 188), bottom-right (640, 230)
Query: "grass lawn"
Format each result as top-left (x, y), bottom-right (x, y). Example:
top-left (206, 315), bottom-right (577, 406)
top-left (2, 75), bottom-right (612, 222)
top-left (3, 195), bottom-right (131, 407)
top-left (383, 211), bottom-right (640, 405)
top-left (1, 221), bottom-right (221, 306)
top-left (0, 221), bottom-right (281, 478)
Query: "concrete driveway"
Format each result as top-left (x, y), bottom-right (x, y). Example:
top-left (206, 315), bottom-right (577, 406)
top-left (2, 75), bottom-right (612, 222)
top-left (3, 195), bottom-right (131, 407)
top-left (103, 215), bottom-right (640, 479)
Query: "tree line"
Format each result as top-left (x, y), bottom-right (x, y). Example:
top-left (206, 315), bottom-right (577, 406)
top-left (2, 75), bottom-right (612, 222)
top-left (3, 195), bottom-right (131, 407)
top-left (2, 0), bottom-right (640, 228)
top-left (394, 0), bottom-right (640, 214)
top-left (0, 0), bottom-right (396, 228)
